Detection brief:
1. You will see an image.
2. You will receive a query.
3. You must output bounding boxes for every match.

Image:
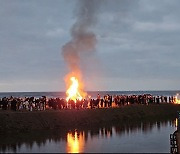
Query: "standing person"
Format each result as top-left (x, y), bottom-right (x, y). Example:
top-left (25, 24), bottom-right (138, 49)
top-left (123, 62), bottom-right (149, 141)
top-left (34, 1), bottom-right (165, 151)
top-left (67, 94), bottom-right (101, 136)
top-left (104, 96), bottom-right (108, 108)
top-left (29, 97), bottom-right (34, 111)
top-left (90, 99), bottom-right (93, 109)
top-left (76, 99), bottom-right (80, 109)
top-left (156, 96), bottom-right (160, 104)
top-left (71, 99), bottom-right (75, 109)
top-left (113, 95), bottom-right (117, 106)
top-left (109, 95), bottom-right (112, 107)
top-left (168, 96), bottom-right (171, 103)
top-left (97, 94), bottom-right (101, 107)
top-left (29, 101), bottom-right (33, 111)
top-left (2, 97), bottom-right (8, 110)
top-left (83, 99), bottom-right (88, 109)
top-left (107, 95), bottom-right (110, 107)
top-left (0, 98), bottom-right (2, 110)
top-left (25, 98), bottom-right (29, 110)
top-left (57, 98), bottom-right (61, 110)
top-left (7, 97), bottom-right (11, 110)
top-left (79, 99), bottom-right (83, 109)
top-left (42, 96), bottom-right (46, 110)
top-left (171, 96), bottom-right (174, 103)
top-left (16, 98), bottom-right (21, 111)
top-left (164, 96), bottom-right (167, 103)
top-left (100, 98), bottom-right (104, 108)
top-left (92, 99), bottom-right (96, 108)
top-left (35, 98), bottom-right (40, 110)
top-left (145, 95), bottom-right (148, 105)
top-left (160, 96), bottom-right (164, 103)
top-left (126, 96), bottom-right (129, 105)
top-left (153, 96), bottom-right (156, 104)
top-left (11, 98), bottom-right (17, 111)
top-left (62, 99), bottom-right (66, 109)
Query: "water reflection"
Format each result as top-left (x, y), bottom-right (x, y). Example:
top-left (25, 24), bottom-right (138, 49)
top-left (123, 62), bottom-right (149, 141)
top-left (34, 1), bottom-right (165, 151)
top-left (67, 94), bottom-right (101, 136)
top-left (0, 119), bottom-right (176, 153)
top-left (175, 118), bottom-right (178, 128)
top-left (67, 130), bottom-right (85, 153)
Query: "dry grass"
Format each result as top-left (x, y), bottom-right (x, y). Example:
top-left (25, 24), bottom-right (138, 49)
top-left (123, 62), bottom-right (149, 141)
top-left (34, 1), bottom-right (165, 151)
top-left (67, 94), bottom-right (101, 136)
top-left (0, 103), bottom-right (180, 132)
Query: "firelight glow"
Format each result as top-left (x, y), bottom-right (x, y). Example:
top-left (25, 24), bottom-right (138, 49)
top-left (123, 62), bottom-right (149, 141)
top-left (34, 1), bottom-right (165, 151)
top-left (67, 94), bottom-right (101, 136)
top-left (66, 77), bottom-right (83, 102)
top-left (175, 94), bottom-right (180, 104)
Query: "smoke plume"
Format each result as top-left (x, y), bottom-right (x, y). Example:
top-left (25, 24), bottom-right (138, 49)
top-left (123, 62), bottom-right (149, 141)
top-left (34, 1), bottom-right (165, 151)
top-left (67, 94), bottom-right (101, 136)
top-left (62, 0), bottom-right (99, 74)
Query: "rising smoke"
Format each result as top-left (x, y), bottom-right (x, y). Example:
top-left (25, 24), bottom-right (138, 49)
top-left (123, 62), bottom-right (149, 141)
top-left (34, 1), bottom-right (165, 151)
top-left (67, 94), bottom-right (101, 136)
top-left (62, 0), bottom-right (99, 74)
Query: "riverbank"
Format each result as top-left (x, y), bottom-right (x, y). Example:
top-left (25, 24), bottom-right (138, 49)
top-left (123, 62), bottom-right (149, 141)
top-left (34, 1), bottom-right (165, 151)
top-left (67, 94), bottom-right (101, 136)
top-left (0, 103), bottom-right (180, 132)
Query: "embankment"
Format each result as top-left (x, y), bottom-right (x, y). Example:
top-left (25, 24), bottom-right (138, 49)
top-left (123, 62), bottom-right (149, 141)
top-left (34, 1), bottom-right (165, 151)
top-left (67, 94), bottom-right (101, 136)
top-left (0, 104), bottom-right (180, 132)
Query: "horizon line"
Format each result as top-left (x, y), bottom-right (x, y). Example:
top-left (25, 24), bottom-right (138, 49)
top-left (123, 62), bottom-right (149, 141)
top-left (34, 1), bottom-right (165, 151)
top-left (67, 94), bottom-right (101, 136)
top-left (0, 89), bottom-right (180, 93)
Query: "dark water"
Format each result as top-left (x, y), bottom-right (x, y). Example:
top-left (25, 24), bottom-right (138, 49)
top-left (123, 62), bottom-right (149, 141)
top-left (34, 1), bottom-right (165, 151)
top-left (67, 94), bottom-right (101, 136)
top-left (0, 119), bottom-right (176, 153)
top-left (0, 90), bottom-right (180, 98)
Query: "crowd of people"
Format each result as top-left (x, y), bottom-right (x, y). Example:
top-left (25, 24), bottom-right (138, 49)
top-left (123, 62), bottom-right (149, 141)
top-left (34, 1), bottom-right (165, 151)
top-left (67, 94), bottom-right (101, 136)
top-left (0, 94), bottom-right (177, 111)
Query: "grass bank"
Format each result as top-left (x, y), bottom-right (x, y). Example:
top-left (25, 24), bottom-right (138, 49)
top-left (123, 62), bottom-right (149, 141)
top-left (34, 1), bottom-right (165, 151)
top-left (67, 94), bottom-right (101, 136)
top-left (0, 104), bottom-right (180, 132)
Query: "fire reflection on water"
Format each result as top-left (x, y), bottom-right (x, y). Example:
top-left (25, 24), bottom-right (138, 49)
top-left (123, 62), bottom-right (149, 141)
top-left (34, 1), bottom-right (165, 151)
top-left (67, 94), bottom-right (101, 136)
top-left (175, 118), bottom-right (178, 128)
top-left (0, 120), bottom-right (175, 153)
top-left (66, 130), bottom-right (85, 153)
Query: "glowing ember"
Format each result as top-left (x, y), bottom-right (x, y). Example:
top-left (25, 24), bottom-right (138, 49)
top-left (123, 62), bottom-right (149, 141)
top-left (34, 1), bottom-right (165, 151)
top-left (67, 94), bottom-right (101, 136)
top-left (175, 94), bottom-right (180, 104)
top-left (66, 76), bottom-right (83, 102)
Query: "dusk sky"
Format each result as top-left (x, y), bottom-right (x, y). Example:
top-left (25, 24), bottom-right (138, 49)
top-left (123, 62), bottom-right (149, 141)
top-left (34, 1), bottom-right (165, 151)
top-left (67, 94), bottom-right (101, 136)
top-left (0, 0), bottom-right (180, 92)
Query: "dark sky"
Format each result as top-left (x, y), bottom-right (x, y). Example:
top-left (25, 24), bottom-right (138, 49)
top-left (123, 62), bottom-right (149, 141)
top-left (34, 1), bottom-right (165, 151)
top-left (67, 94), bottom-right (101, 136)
top-left (0, 0), bottom-right (180, 92)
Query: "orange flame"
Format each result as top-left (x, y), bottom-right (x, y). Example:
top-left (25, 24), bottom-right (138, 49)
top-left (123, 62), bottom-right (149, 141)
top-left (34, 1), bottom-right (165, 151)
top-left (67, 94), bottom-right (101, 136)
top-left (65, 73), bottom-right (87, 103)
top-left (66, 77), bottom-right (82, 102)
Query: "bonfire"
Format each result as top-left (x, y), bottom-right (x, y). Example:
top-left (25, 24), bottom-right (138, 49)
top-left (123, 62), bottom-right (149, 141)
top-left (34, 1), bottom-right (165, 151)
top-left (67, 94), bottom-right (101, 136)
top-left (65, 74), bottom-right (87, 103)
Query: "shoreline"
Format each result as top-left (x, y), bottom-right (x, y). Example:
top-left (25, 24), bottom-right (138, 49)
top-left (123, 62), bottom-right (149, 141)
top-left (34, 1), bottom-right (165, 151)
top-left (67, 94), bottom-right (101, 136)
top-left (0, 104), bottom-right (180, 132)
